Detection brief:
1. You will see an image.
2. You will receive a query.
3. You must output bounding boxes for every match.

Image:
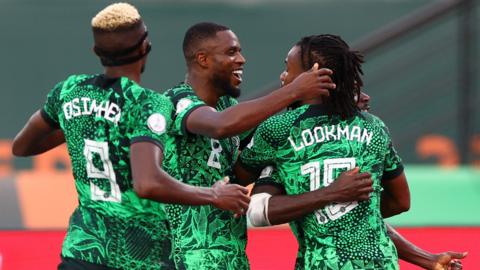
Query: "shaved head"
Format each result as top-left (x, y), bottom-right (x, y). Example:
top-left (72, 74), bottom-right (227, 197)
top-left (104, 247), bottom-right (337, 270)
top-left (182, 22), bottom-right (230, 65)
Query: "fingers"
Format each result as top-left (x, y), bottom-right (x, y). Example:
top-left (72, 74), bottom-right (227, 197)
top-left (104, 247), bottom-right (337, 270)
top-left (238, 185), bottom-right (249, 194)
top-left (318, 82), bottom-right (336, 90)
top-left (345, 167), bottom-right (360, 175)
top-left (233, 186), bottom-right (251, 205)
top-left (229, 183), bottom-right (249, 194)
top-left (343, 167), bottom-right (371, 179)
top-left (447, 251), bottom-right (468, 259)
top-left (358, 185), bottom-right (374, 193)
top-left (239, 199), bottom-right (250, 211)
top-left (313, 89), bottom-right (331, 97)
top-left (223, 176), bottom-right (230, 183)
top-left (355, 172), bottom-right (371, 179)
top-left (318, 74), bottom-right (333, 83)
top-left (344, 167), bottom-right (360, 175)
top-left (232, 200), bottom-right (249, 218)
top-left (311, 65), bottom-right (332, 75)
top-left (214, 176), bottom-right (230, 186)
top-left (232, 208), bottom-right (244, 217)
top-left (353, 177), bottom-right (373, 189)
top-left (356, 187), bottom-right (374, 201)
top-left (449, 259), bottom-right (463, 270)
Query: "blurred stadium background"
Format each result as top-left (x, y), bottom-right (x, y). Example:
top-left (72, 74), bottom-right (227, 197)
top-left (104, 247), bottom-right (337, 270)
top-left (0, 0), bottom-right (479, 269)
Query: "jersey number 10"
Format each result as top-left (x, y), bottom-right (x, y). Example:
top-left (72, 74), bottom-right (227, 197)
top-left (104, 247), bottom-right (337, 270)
top-left (301, 158), bottom-right (358, 224)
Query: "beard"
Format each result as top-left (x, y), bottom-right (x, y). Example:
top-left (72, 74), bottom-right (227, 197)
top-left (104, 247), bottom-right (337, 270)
top-left (212, 73), bottom-right (241, 98)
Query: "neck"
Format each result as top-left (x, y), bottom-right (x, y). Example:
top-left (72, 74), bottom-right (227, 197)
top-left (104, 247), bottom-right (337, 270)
top-left (185, 69), bottom-right (221, 106)
top-left (299, 96), bottom-right (324, 106)
top-left (104, 65), bottom-right (141, 83)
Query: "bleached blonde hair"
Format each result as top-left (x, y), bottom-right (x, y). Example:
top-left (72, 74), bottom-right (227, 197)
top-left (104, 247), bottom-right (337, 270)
top-left (91, 3), bottom-right (142, 31)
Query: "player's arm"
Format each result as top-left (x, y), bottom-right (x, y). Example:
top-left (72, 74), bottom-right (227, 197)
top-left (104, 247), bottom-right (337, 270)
top-left (380, 122), bottom-right (410, 218)
top-left (12, 110), bottom-right (65, 156)
top-left (186, 64), bottom-right (335, 139)
top-left (246, 167), bottom-right (373, 226)
top-left (381, 171), bottom-right (410, 218)
top-left (387, 224), bottom-right (467, 269)
top-left (131, 141), bottom-right (249, 215)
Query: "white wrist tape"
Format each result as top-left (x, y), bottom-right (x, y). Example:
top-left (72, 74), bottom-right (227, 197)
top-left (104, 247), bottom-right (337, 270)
top-left (247, 192), bottom-right (272, 227)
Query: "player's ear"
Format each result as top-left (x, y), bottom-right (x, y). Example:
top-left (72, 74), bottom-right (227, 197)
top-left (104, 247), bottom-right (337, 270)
top-left (195, 50), bottom-right (209, 68)
top-left (139, 41), bottom-right (147, 55)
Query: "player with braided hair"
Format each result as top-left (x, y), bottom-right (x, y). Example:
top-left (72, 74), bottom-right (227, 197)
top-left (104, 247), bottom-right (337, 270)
top-left (237, 34), bottom-right (409, 269)
top-left (237, 34), bottom-right (466, 269)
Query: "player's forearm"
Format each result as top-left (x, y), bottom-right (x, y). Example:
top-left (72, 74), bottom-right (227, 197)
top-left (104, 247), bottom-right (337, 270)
top-left (387, 224), bottom-right (435, 269)
top-left (268, 187), bottom-right (335, 225)
top-left (134, 169), bottom-right (216, 206)
top-left (131, 142), bottom-right (218, 205)
top-left (203, 85), bottom-right (299, 139)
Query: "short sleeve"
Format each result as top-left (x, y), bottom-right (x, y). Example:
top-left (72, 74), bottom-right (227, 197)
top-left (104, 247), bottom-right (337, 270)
top-left (382, 125), bottom-right (404, 181)
top-left (129, 91), bottom-right (174, 150)
top-left (254, 166), bottom-right (286, 191)
top-left (41, 81), bottom-right (64, 128)
top-left (165, 85), bottom-right (207, 136)
top-left (239, 122), bottom-right (277, 174)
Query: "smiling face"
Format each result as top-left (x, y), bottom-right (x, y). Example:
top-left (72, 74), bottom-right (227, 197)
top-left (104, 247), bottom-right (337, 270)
top-left (280, 45), bottom-right (304, 87)
top-left (206, 30), bottom-right (245, 98)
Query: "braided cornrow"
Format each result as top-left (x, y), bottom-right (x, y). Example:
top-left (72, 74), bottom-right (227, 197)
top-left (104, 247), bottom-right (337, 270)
top-left (296, 34), bottom-right (364, 118)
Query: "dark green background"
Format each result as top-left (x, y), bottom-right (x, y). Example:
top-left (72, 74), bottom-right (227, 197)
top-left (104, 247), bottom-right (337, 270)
top-left (1, 0), bottom-right (479, 163)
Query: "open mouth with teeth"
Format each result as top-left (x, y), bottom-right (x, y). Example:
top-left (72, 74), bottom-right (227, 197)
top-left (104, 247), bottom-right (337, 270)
top-left (232, 69), bottom-right (243, 83)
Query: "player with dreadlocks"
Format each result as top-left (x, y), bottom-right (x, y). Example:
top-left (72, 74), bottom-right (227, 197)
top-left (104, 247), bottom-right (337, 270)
top-left (296, 35), bottom-right (364, 119)
top-left (237, 34), bottom-right (466, 269)
top-left (236, 34), bottom-right (410, 269)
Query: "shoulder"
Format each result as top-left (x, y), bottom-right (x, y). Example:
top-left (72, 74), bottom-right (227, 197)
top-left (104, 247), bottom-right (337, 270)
top-left (360, 111), bottom-right (390, 133)
top-left (52, 74), bottom-right (89, 89)
top-left (132, 88), bottom-right (173, 112)
top-left (163, 83), bottom-right (197, 103)
top-left (163, 83), bottom-right (206, 115)
top-left (256, 108), bottom-right (305, 145)
top-left (218, 95), bottom-right (238, 109)
top-left (62, 74), bottom-right (95, 88)
top-left (361, 111), bottom-right (384, 125)
top-left (119, 80), bottom-right (165, 108)
top-left (46, 74), bottom-right (92, 98)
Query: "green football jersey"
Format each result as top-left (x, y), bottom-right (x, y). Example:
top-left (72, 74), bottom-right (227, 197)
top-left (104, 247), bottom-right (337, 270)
top-left (255, 167), bottom-right (306, 270)
top-left (161, 83), bottom-right (249, 270)
top-left (42, 74), bottom-right (175, 270)
top-left (241, 104), bottom-right (404, 270)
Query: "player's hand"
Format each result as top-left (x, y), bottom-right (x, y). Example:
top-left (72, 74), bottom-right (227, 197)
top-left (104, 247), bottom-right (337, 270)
top-left (430, 251), bottom-right (467, 270)
top-left (211, 177), bottom-right (250, 216)
top-left (326, 167), bottom-right (373, 202)
top-left (288, 63), bottom-right (335, 101)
